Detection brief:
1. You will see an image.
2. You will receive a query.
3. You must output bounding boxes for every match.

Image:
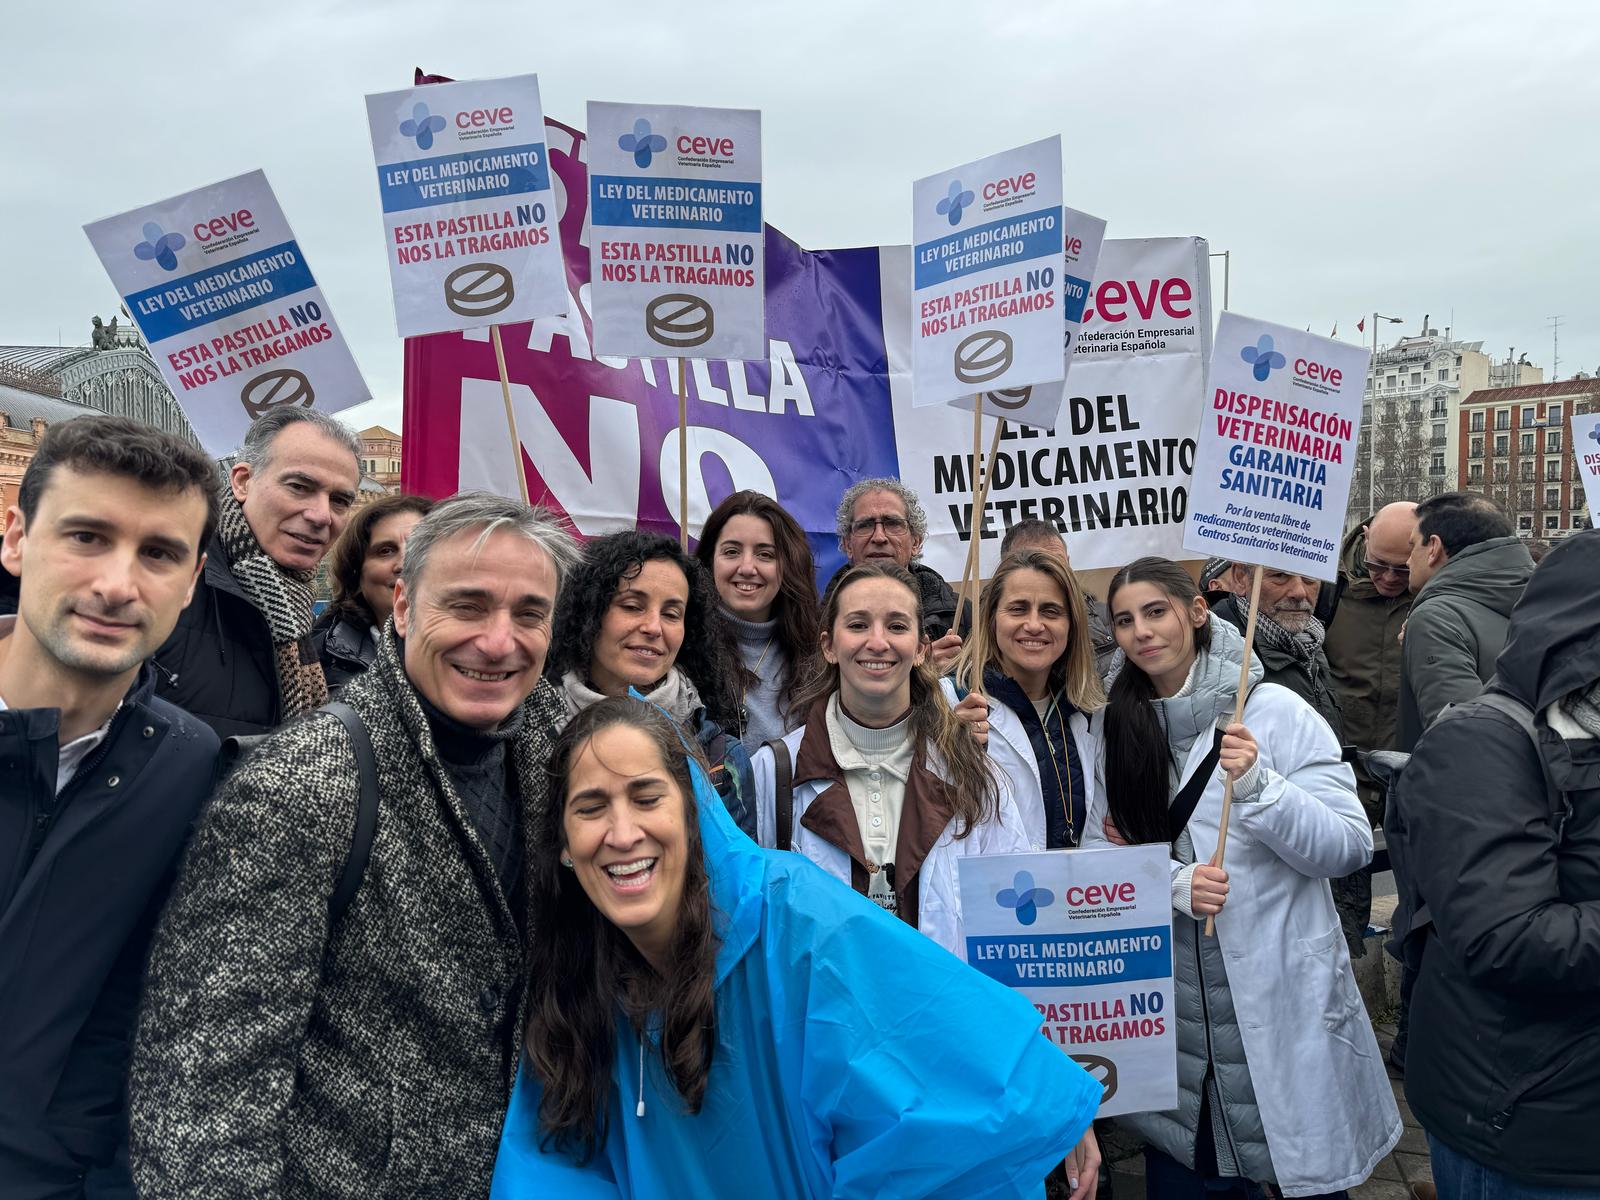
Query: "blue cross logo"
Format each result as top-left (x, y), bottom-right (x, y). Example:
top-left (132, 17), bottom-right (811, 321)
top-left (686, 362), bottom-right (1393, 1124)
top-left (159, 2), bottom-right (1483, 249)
top-left (936, 180), bottom-right (974, 227)
top-left (1589, 425), bottom-right (1600, 447)
top-left (399, 102), bottom-right (447, 150)
top-left (996, 870), bottom-right (1054, 927)
top-left (132, 222), bottom-right (185, 272)
top-left (1240, 335), bottom-right (1287, 383)
top-left (618, 118), bottom-right (668, 169)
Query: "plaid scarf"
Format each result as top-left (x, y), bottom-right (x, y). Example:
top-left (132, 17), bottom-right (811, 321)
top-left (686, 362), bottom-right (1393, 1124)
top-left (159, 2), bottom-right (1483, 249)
top-left (1251, 608), bottom-right (1326, 667)
top-left (216, 488), bottom-right (328, 719)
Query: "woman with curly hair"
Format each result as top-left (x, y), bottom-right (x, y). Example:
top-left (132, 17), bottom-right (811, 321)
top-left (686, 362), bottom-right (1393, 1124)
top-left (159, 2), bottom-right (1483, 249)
top-left (312, 493), bottom-right (434, 696)
top-left (749, 561), bottom-right (1028, 955)
top-left (547, 531), bottom-right (756, 837)
top-left (491, 697), bottom-right (1104, 1199)
top-left (693, 490), bottom-right (819, 753)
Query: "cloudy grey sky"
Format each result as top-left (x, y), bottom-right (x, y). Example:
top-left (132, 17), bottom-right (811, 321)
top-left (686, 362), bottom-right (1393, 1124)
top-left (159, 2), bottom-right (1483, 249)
top-left (4, 0), bottom-right (1596, 434)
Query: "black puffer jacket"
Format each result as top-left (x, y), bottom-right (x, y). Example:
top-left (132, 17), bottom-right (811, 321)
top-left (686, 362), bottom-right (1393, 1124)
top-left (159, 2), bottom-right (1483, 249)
top-left (150, 536), bottom-right (281, 739)
top-left (312, 611), bottom-right (376, 699)
top-left (1398, 530), bottom-right (1600, 1189)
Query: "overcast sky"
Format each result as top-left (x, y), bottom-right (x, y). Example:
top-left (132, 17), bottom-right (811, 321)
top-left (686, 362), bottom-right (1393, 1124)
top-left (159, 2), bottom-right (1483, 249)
top-left (4, 0), bottom-right (1596, 434)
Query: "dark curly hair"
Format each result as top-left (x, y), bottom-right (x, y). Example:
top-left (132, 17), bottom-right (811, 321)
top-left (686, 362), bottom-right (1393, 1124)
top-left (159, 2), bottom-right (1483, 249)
top-left (526, 698), bottom-right (719, 1164)
top-left (547, 531), bottom-right (743, 730)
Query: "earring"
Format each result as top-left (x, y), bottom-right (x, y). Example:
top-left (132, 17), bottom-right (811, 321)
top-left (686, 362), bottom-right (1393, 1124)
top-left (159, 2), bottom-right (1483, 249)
top-left (560, 855), bottom-right (573, 868)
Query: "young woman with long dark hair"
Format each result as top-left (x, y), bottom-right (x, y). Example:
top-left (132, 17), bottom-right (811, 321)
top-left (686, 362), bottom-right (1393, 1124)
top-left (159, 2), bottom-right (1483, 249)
top-left (694, 490), bottom-right (819, 752)
top-left (1084, 557), bottom-right (1399, 1198)
top-left (749, 561), bottom-right (1027, 955)
top-left (492, 697), bottom-right (1104, 1199)
top-left (312, 493), bottom-right (434, 695)
top-left (948, 549), bottom-right (1105, 850)
top-left (546, 531), bottom-right (755, 836)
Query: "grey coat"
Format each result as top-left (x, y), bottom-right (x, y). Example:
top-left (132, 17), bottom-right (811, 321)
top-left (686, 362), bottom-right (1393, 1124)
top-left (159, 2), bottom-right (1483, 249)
top-left (130, 628), bottom-right (566, 1200)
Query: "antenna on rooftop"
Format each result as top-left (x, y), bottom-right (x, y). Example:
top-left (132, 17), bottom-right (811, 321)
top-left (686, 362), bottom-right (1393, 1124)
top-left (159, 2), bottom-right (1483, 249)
top-left (1548, 315), bottom-right (1563, 380)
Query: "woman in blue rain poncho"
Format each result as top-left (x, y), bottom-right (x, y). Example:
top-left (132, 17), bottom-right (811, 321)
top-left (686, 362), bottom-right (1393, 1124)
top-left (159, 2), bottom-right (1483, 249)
top-left (492, 697), bottom-right (1103, 1200)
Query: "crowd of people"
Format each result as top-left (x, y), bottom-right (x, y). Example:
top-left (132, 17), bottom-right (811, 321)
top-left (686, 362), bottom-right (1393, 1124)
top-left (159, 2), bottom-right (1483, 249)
top-left (1, 409), bottom-right (1593, 1200)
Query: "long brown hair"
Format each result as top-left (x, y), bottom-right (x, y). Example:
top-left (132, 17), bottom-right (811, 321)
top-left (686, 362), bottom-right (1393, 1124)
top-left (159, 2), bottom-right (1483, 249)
top-left (792, 562), bottom-right (1000, 836)
top-left (695, 490), bottom-right (820, 722)
top-left (1102, 557), bottom-right (1212, 846)
top-left (526, 699), bottom-right (720, 1163)
top-left (323, 493), bottom-right (435, 627)
top-left (954, 550), bottom-right (1105, 713)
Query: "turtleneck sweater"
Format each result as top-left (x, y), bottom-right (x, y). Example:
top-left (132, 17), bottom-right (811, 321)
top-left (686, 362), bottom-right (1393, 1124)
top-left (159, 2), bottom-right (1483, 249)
top-left (824, 694), bottom-right (913, 880)
top-left (724, 610), bottom-right (790, 752)
top-left (415, 691), bottom-right (526, 928)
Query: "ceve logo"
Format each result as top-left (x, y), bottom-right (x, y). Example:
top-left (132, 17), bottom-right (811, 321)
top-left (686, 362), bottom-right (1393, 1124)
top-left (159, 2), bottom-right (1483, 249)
top-left (983, 170), bottom-right (1035, 200)
top-left (677, 134), bottom-right (734, 157)
top-left (1064, 882), bottom-right (1136, 906)
top-left (1294, 357), bottom-right (1342, 387)
top-left (192, 209), bottom-right (255, 242)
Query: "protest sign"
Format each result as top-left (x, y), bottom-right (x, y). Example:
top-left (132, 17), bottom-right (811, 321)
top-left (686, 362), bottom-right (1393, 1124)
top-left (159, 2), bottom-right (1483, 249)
top-left (895, 236), bottom-right (1213, 579)
top-left (948, 206), bottom-right (1107, 432)
top-left (403, 117), bottom-right (896, 573)
top-left (1183, 313), bottom-right (1368, 582)
top-left (586, 102), bottom-right (764, 362)
top-left (366, 74), bottom-right (566, 338)
top-left (912, 137), bottom-right (1064, 408)
top-left (959, 845), bottom-right (1177, 1118)
top-left (1574, 411), bottom-right (1600, 526)
top-left (83, 170), bottom-right (369, 456)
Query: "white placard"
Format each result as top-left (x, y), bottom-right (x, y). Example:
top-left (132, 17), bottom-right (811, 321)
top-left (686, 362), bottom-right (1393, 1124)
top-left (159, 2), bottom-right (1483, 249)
top-left (1183, 313), bottom-right (1369, 582)
top-left (1573, 412), bottom-right (1600, 527)
top-left (366, 74), bottom-right (567, 337)
top-left (948, 206), bottom-right (1107, 431)
top-left (912, 136), bottom-right (1064, 408)
top-left (586, 101), bottom-right (764, 361)
top-left (892, 236), bottom-right (1213, 578)
top-left (83, 170), bottom-right (370, 456)
top-left (959, 845), bottom-right (1177, 1119)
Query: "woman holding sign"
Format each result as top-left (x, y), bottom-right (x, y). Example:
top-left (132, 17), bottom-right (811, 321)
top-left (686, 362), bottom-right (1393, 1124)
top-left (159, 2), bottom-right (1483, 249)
top-left (493, 697), bottom-right (1103, 1199)
top-left (693, 490), bottom-right (819, 753)
top-left (947, 549), bottom-right (1106, 850)
top-left (748, 562), bottom-right (1029, 955)
top-left (547, 532), bottom-right (756, 838)
top-left (1085, 557), bottom-right (1398, 1199)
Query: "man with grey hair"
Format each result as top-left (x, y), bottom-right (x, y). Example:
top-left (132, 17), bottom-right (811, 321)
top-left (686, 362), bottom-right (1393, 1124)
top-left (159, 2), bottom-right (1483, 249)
top-left (827, 477), bottom-right (962, 664)
top-left (152, 406), bottom-right (361, 737)
top-left (131, 493), bottom-right (578, 1200)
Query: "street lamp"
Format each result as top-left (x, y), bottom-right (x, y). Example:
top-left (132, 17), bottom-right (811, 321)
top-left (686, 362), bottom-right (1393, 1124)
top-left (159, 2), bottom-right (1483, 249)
top-left (1367, 312), bottom-right (1405, 514)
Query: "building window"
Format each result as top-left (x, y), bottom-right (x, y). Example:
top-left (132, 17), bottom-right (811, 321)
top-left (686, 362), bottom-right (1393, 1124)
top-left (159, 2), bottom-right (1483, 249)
top-left (1495, 435), bottom-right (1509, 455)
top-left (1386, 402), bottom-right (1397, 422)
top-left (1469, 437), bottom-right (1483, 458)
top-left (1469, 464), bottom-right (1484, 483)
top-left (1548, 403), bottom-right (1563, 421)
top-left (1496, 410), bottom-right (1510, 431)
top-left (1547, 460), bottom-right (1562, 481)
top-left (1546, 487), bottom-right (1561, 509)
top-left (1438, 369), bottom-right (1449, 381)
top-left (1519, 515), bottom-right (1533, 531)
top-left (1546, 514), bottom-right (1560, 531)
top-left (1410, 372), bottom-right (1421, 385)
top-left (1386, 375), bottom-right (1397, 389)
top-left (1547, 430), bottom-right (1563, 452)
top-left (1521, 406), bottom-right (1536, 425)
top-left (1470, 411), bottom-right (1485, 432)
top-left (1521, 461), bottom-right (1535, 481)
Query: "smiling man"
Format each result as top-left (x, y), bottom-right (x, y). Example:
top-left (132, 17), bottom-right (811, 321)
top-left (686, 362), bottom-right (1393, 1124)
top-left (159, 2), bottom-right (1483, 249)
top-left (130, 493), bottom-right (578, 1200)
top-left (152, 407), bottom-right (361, 737)
top-left (0, 416), bottom-right (220, 1199)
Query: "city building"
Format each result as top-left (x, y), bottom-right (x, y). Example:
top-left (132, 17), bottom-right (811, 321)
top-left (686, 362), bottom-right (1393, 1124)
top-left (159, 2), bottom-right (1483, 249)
top-left (1458, 377), bottom-right (1599, 545)
top-left (0, 318), bottom-right (197, 443)
top-left (358, 424), bottom-right (403, 490)
top-left (0, 370), bottom-right (104, 513)
top-left (1348, 325), bottom-right (1542, 528)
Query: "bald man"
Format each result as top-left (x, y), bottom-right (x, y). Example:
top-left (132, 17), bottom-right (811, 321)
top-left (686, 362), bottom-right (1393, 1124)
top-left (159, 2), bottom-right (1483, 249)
top-left (1321, 503), bottom-right (1416, 957)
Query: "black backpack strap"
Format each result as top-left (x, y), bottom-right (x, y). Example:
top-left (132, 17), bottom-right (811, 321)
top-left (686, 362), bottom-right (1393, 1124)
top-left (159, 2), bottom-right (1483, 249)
top-left (766, 738), bottom-right (794, 852)
top-left (1167, 728), bottom-right (1225, 844)
top-left (322, 701), bottom-right (379, 924)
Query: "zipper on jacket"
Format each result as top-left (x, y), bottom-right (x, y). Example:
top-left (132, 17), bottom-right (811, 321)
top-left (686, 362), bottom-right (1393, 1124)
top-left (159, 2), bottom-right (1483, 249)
top-left (1192, 915), bottom-right (1244, 1171)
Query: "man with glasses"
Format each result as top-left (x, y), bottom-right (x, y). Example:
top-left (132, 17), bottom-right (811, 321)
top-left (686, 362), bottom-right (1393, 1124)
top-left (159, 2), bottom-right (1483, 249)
top-left (827, 479), bottom-right (962, 668)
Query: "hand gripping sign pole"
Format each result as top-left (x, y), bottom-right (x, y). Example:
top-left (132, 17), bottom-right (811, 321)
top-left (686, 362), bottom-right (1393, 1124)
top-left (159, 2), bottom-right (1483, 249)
top-left (1204, 562), bottom-right (1261, 938)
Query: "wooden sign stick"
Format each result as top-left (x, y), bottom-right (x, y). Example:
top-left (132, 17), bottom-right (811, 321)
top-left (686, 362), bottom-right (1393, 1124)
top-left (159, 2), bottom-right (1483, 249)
top-left (954, 398), bottom-right (985, 609)
top-left (1205, 561), bottom-right (1262, 937)
top-left (490, 325), bottom-right (530, 504)
top-left (677, 357), bottom-right (690, 549)
top-left (965, 413), bottom-right (1006, 694)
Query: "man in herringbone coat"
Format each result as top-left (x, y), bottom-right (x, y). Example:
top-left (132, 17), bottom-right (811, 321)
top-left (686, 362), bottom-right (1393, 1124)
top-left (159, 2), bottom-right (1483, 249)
top-left (130, 494), bottom-right (577, 1199)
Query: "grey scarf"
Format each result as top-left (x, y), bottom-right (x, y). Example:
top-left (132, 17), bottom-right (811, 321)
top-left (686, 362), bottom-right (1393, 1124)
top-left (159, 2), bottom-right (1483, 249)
top-left (1252, 609), bottom-right (1326, 667)
top-left (558, 666), bottom-right (703, 724)
top-left (1561, 678), bottom-right (1600, 738)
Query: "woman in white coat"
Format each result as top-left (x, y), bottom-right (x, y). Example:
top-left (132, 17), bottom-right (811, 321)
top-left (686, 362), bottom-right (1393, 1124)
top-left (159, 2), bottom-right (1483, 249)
top-left (750, 562), bottom-right (1029, 957)
top-left (1086, 557), bottom-right (1399, 1199)
top-left (947, 549), bottom-right (1106, 850)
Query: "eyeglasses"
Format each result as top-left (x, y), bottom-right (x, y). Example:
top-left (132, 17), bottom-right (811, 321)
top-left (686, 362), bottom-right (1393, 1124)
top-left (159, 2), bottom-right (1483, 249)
top-left (1363, 559), bottom-right (1410, 579)
top-left (851, 515), bottom-right (911, 538)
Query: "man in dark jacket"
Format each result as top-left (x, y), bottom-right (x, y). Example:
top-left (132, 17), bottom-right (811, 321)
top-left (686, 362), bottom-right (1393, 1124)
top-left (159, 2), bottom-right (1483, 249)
top-left (1397, 492), bottom-right (1533, 751)
top-left (1395, 529), bottom-right (1599, 1194)
top-left (0, 416), bottom-right (221, 1199)
top-left (131, 493), bottom-right (578, 1200)
top-left (152, 407), bottom-right (360, 738)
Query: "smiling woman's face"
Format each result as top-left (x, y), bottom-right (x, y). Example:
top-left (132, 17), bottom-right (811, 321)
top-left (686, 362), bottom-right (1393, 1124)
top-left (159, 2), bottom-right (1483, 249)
top-left (588, 559), bottom-right (689, 696)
